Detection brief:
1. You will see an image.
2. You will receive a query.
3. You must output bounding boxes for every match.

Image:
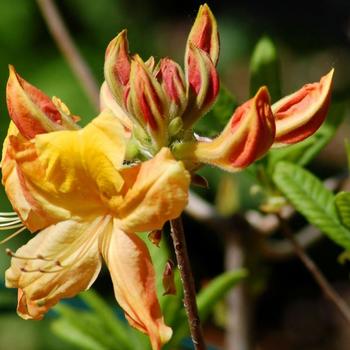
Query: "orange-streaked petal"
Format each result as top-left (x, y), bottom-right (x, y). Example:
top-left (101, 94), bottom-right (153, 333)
top-left (6, 216), bottom-right (110, 320)
top-left (185, 3), bottom-right (219, 66)
top-left (176, 87), bottom-right (275, 172)
top-left (1, 123), bottom-right (57, 231)
top-left (100, 222), bottom-right (172, 350)
top-left (117, 148), bottom-right (190, 232)
top-left (272, 69), bottom-right (334, 146)
top-left (6, 66), bottom-right (64, 139)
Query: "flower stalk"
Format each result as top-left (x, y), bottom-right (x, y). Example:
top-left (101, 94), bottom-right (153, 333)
top-left (170, 216), bottom-right (206, 350)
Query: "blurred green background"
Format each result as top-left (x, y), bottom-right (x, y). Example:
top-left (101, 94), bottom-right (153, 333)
top-left (1, 0), bottom-right (350, 349)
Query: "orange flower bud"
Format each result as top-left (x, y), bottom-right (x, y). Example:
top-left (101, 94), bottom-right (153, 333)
top-left (272, 69), bottom-right (334, 146)
top-left (183, 44), bottom-right (219, 128)
top-left (126, 55), bottom-right (169, 148)
top-left (6, 66), bottom-right (64, 139)
top-left (185, 3), bottom-right (219, 66)
top-left (176, 87), bottom-right (275, 171)
top-left (156, 58), bottom-right (187, 119)
top-left (104, 30), bottom-right (131, 108)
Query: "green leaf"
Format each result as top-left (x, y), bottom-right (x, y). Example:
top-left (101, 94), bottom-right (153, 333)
top-left (79, 291), bottom-right (132, 350)
top-left (273, 162), bottom-right (350, 249)
top-left (335, 192), bottom-right (350, 230)
top-left (267, 102), bottom-right (346, 174)
top-left (51, 319), bottom-right (108, 350)
top-left (52, 304), bottom-right (116, 350)
top-left (197, 269), bottom-right (248, 321)
top-left (194, 85), bottom-right (237, 137)
top-left (250, 36), bottom-right (281, 101)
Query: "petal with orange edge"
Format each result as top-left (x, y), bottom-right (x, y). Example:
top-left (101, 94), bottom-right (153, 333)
top-left (1, 123), bottom-right (56, 231)
top-left (272, 69), bottom-right (334, 146)
top-left (117, 148), bottom-right (190, 232)
top-left (176, 87), bottom-right (275, 172)
top-left (6, 216), bottom-right (110, 320)
top-left (100, 221), bottom-right (172, 350)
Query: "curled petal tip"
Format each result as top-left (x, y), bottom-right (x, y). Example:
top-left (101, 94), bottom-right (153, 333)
top-left (272, 69), bottom-right (334, 146)
top-left (6, 67), bottom-right (63, 139)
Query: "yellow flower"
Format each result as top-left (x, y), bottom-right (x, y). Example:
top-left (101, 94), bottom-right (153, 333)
top-left (2, 68), bottom-right (190, 350)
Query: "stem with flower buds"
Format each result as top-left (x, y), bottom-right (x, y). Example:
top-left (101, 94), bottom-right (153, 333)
top-left (170, 216), bottom-right (207, 350)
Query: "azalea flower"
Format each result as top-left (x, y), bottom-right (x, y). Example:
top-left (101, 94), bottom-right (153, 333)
top-left (2, 66), bottom-right (190, 350)
top-left (1, 3), bottom-right (334, 350)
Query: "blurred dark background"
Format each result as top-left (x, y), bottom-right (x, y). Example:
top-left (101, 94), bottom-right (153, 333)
top-left (1, 1), bottom-right (350, 349)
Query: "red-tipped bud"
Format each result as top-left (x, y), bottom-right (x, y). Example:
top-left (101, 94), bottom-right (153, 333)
top-left (104, 30), bottom-right (131, 108)
top-left (272, 69), bottom-right (334, 146)
top-left (156, 58), bottom-right (187, 119)
top-left (185, 4), bottom-right (219, 66)
top-left (176, 87), bottom-right (276, 172)
top-left (6, 66), bottom-right (64, 139)
top-left (183, 44), bottom-right (219, 128)
top-left (126, 55), bottom-right (169, 148)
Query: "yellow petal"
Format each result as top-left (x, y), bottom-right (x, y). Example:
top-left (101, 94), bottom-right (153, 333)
top-left (4, 111), bottom-right (126, 222)
top-left (6, 216), bottom-right (110, 320)
top-left (100, 221), bottom-right (172, 350)
top-left (118, 148), bottom-right (190, 232)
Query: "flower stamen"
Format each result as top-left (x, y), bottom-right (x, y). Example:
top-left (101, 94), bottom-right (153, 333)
top-left (0, 226), bottom-right (26, 245)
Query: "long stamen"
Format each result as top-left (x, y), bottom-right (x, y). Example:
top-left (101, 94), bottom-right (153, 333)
top-left (6, 248), bottom-right (62, 266)
top-left (0, 212), bottom-right (18, 216)
top-left (0, 227), bottom-right (26, 245)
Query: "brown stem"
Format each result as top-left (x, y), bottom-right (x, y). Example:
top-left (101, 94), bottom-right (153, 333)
top-left (170, 216), bottom-right (206, 350)
top-left (277, 214), bottom-right (350, 325)
top-left (36, 0), bottom-right (100, 110)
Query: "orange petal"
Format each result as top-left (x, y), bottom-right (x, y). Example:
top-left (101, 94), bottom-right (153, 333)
top-left (117, 148), bottom-right (190, 232)
top-left (6, 66), bottom-right (64, 139)
top-left (6, 217), bottom-right (109, 320)
top-left (176, 87), bottom-right (276, 171)
top-left (100, 222), bottom-right (172, 350)
top-left (272, 69), bottom-right (334, 146)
